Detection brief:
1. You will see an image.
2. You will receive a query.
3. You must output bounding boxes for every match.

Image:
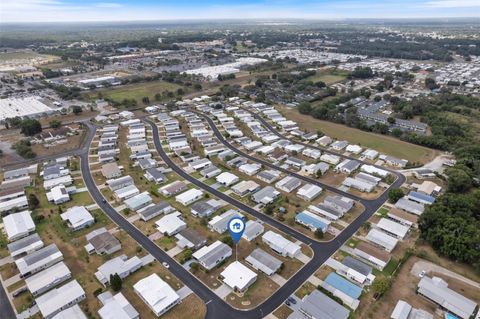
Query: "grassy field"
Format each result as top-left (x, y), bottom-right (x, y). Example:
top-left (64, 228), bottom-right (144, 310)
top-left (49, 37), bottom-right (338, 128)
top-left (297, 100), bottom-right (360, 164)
top-left (278, 106), bottom-right (439, 164)
top-left (306, 69), bottom-right (349, 85)
top-left (86, 81), bottom-right (184, 104)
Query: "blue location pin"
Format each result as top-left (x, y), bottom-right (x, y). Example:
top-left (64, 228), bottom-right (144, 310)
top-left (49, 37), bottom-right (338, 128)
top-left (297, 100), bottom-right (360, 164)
top-left (228, 217), bottom-right (245, 245)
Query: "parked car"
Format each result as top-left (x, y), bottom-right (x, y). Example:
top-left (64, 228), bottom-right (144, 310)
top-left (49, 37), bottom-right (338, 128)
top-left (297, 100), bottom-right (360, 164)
top-left (162, 262), bottom-right (170, 269)
top-left (419, 270), bottom-right (426, 278)
top-left (288, 297), bottom-right (297, 304)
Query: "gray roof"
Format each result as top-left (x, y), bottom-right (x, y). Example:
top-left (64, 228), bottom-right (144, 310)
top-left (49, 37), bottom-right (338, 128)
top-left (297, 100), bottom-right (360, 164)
top-left (295, 290), bottom-right (349, 319)
top-left (191, 200), bottom-right (215, 216)
top-left (177, 229), bottom-right (206, 247)
top-left (86, 228), bottom-right (120, 253)
top-left (7, 233), bottom-right (43, 255)
top-left (198, 243), bottom-right (231, 268)
top-left (146, 168), bottom-right (166, 181)
top-left (316, 204), bottom-right (343, 217)
top-left (324, 196), bottom-right (354, 212)
top-left (252, 186), bottom-right (279, 204)
top-left (418, 277), bottom-right (477, 319)
top-left (342, 256), bottom-right (372, 276)
top-left (246, 248), bottom-right (282, 272)
top-left (4, 168), bottom-right (29, 179)
top-left (343, 160), bottom-right (361, 172)
top-left (138, 202), bottom-right (172, 220)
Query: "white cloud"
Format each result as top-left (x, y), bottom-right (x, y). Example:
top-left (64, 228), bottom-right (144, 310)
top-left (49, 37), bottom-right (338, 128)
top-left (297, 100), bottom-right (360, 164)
top-left (424, 0), bottom-right (480, 7)
top-left (95, 2), bottom-right (124, 8)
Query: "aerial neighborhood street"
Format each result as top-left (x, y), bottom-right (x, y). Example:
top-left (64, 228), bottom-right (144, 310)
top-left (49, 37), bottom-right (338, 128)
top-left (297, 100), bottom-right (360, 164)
top-left (0, 9), bottom-right (479, 319)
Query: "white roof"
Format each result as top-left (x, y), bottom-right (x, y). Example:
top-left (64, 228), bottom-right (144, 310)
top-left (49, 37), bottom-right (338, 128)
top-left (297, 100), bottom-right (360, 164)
top-left (98, 292), bottom-right (139, 319)
top-left (262, 230), bottom-right (301, 256)
top-left (0, 96), bottom-right (53, 121)
top-left (297, 184), bottom-right (322, 200)
top-left (175, 188), bottom-right (203, 204)
top-left (376, 218), bottom-right (410, 238)
top-left (25, 261), bottom-right (71, 295)
top-left (391, 300), bottom-right (412, 319)
top-left (216, 172), bottom-right (239, 185)
top-left (366, 229), bottom-right (398, 251)
top-left (3, 210), bottom-right (35, 241)
top-left (133, 274), bottom-right (179, 315)
top-left (220, 261), bottom-right (257, 291)
top-left (61, 206), bottom-right (94, 229)
top-left (155, 212), bottom-right (186, 235)
top-left (361, 164), bottom-right (389, 177)
top-left (36, 280), bottom-right (85, 319)
top-left (52, 305), bottom-right (87, 319)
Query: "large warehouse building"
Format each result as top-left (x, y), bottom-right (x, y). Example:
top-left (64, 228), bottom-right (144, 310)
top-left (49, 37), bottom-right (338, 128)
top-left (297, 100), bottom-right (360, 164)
top-left (0, 96), bottom-right (55, 122)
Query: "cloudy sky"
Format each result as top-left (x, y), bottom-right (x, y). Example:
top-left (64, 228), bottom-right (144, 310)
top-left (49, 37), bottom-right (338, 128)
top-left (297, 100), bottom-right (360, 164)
top-left (1, 0), bottom-right (480, 23)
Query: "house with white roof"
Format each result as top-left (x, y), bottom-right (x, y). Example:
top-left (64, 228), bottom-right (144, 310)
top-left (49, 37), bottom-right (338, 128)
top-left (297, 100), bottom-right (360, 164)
top-left (366, 229), bottom-right (398, 252)
top-left (262, 231), bottom-right (301, 258)
top-left (192, 241), bottom-right (232, 270)
top-left (208, 210), bottom-right (244, 234)
top-left (320, 153), bottom-right (341, 165)
top-left (46, 185), bottom-right (70, 205)
top-left (95, 255), bottom-right (143, 286)
top-left (245, 248), bottom-right (282, 276)
top-left (297, 184), bottom-right (323, 201)
top-left (175, 188), bottom-right (203, 206)
top-left (61, 206), bottom-right (94, 231)
top-left (16, 244), bottom-right (63, 277)
top-left (25, 261), bottom-right (71, 297)
top-left (242, 220), bottom-right (264, 241)
top-left (220, 261), bottom-right (257, 292)
top-left (216, 172), bottom-right (239, 186)
top-left (133, 274), bottom-right (180, 317)
top-left (36, 280), bottom-right (86, 319)
top-left (7, 233), bottom-right (44, 257)
top-left (155, 212), bottom-right (186, 236)
top-left (238, 163), bottom-right (262, 176)
top-left (376, 218), bottom-right (410, 239)
top-left (346, 144), bottom-right (363, 154)
top-left (97, 291), bottom-right (139, 319)
top-left (3, 210), bottom-right (35, 242)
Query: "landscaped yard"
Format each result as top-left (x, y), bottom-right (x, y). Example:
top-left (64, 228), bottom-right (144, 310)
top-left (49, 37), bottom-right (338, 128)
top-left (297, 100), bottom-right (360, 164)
top-left (306, 69), bottom-right (349, 85)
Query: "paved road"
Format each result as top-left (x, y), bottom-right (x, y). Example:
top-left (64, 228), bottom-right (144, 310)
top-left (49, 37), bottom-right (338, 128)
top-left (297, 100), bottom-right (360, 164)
top-left (0, 279), bottom-right (16, 319)
top-left (78, 117), bottom-right (406, 319)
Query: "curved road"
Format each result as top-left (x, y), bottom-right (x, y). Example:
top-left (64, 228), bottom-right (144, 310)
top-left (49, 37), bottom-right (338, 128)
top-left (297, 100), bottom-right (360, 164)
top-left (78, 116), bottom-right (406, 319)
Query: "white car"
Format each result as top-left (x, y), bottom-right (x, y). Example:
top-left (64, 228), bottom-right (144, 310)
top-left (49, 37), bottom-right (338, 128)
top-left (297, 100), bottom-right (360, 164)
top-left (162, 262), bottom-right (170, 269)
top-left (419, 270), bottom-right (426, 278)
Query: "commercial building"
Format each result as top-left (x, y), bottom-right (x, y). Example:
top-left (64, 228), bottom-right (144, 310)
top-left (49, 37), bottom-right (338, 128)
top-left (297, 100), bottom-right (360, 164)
top-left (262, 231), bottom-right (301, 258)
top-left (220, 261), bottom-right (257, 292)
top-left (133, 274), bottom-right (180, 317)
top-left (417, 276), bottom-right (477, 319)
top-left (0, 96), bottom-right (54, 122)
top-left (192, 241), bottom-right (232, 270)
top-left (61, 206), bottom-right (95, 231)
top-left (3, 210), bottom-right (35, 241)
top-left (97, 291), bottom-right (139, 319)
top-left (95, 255), bottom-right (143, 286)
top-left (25, 262), bottom-right (71, 297)
top-left (84, 227), bottom-right (121, 255)
top-left (36, 280), bottom-right (86, 319)
top-left (245, 248), bottom-right (282, 276)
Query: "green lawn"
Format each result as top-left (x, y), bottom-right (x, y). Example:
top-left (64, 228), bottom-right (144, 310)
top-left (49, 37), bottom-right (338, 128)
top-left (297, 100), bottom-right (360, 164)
top-left (383, 258), bottom-right (400, 276)
top-left (87, 81), bottom-right (185, 104)
top-left (306, 69), bottom-right (349, 85)
top-left (377, 207), bottom-right (389, 217)
top-left (279, 106), bottom-right (438, 164)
